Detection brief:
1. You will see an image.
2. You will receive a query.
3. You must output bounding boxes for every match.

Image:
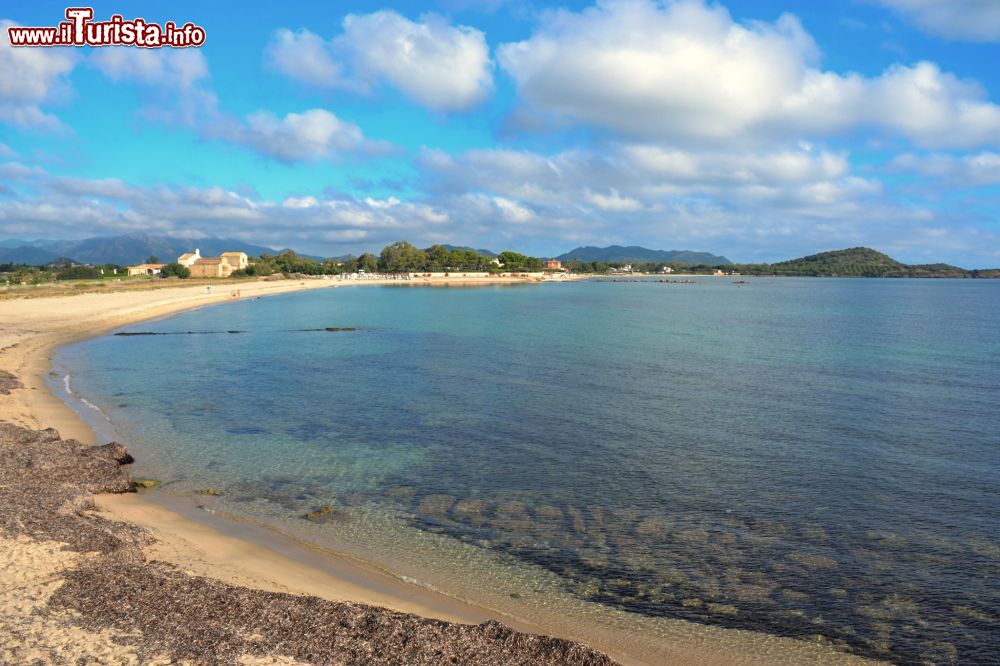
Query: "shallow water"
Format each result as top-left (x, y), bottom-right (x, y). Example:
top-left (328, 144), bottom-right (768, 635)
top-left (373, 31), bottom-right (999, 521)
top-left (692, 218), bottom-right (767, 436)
top-left (54, 277), bottom-right (1000, 663)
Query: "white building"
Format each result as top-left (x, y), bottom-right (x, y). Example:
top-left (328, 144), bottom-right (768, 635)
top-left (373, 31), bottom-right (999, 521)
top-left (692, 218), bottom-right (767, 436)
top-left (177, 248), bottom-right (201, 267)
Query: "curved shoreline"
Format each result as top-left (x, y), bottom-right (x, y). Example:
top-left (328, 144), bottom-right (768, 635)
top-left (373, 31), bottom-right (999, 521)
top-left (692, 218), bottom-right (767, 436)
top-left (0, 276), bottom-right (878, 665)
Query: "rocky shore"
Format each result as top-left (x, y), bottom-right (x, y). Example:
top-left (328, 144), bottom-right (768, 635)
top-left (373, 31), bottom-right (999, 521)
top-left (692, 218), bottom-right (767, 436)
top-left (0, 403), bottom-right (617, 665)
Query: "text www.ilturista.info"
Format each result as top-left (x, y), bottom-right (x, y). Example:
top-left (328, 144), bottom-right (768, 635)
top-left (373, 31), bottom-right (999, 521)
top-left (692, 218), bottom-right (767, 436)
top-left (7, 7), bottom-right (205, 48)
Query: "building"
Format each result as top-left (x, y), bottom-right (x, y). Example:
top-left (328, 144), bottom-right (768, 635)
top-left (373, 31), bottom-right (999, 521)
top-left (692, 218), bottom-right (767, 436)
top-left (127, 263), bottom-right (165, 277)
top-left (182, 250), bottom-right (250, 278)
top-left (189, 257), bottom-right (225, 278)
top-left (177, 249), bottom-right (201, 267)
top-left (544, 259), bottom-right (563, 270)
top-left (220, 252), bottom-right (249, 272)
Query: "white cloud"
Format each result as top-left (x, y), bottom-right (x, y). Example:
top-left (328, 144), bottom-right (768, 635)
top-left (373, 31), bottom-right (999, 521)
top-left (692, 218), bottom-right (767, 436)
top-left (267, 11), bottom-right (493, 112)
top-left (85, 47), bottom-right (384, 162)
top-left (890, 152), bottom-right (1000, 186)
top-left (222, 109), bottom-right (389, 162)
top-left (584, 188), bottom-right (643, 212)
top-left (415, 141), bottom-right (896, 256)
top-left (0, 151), bottom-right (996, 265)
top-left (0, 174), bottom-right (456, 253)
top-left (266, 28), bottom-right (342, 87)
top-left (90, 48), bottom-right (209, 88)
top-left (88, 46), bottom-right (217, 127)
top-left (0, 161), bottom-right (45, 180)
top-left (778, 62), bottom-right (1000, 149)
top-left (874, 0), bottom-right (1000, 42)
top-left (492, 196), bottom-right (535, 222)
top-left (623, 145), bottom-right (850, 184)
top-left (0, 19), bottom-right (77, 129)
top-left (497, 0), bottom-right (1000, 149)
top-left (419, 144), bottom-right (860, 208)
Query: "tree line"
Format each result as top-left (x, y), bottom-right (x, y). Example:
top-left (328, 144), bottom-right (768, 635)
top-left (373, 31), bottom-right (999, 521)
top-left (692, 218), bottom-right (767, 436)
top-left (0, 262), bottom-right (127, 284)
top-left (234, 242), bottom-right (545, 277)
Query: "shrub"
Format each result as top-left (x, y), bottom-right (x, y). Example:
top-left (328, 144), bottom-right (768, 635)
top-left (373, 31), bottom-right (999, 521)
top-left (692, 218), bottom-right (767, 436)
top-left (159, 262), bottom-right (191, 279)
top-left (56, 266), bottom-right (102, 280)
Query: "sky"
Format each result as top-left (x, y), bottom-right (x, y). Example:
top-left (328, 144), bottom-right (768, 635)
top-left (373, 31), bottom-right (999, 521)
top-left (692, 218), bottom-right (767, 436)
top-left (1, 0), bottom-right (998, 265)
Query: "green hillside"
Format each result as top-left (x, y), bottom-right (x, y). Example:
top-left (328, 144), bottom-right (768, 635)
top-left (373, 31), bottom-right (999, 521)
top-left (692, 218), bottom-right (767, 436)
top-left (736, 247), bottom-right (991, 278)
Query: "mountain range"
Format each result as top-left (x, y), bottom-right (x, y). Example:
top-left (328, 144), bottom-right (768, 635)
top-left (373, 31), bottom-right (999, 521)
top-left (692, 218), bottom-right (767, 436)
top-left (1, 236), bottom-right (723, 267)
top-left (1, 236), bottom-right (995, 277)
top-left (556, 245), bottom-right (731, 265)
top-left (440, 244), bottom-right (498, 258)
top-left (0, 234), bottom-right (297, 266)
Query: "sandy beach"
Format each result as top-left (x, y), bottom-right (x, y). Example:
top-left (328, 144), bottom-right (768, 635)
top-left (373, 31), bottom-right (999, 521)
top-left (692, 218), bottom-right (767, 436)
top-left (0, 275), bottom-right (878, 665)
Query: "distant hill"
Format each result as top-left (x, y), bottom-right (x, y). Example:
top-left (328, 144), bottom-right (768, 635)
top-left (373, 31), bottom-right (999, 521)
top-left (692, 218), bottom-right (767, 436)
top-left (0, 245), bottom-right (62, 265)
top-left (440, 244), bottom-right (497, 258)
top-left (737, 247), bottom-right (996, 278)
top-left (0, 239), bottom-right (38, 249)
top-left (772, 247), bottom-right (903, 271)
top-left (0, 233), bottom-right (294, 266)
top-left (557, 245), bottom-right (731, 265)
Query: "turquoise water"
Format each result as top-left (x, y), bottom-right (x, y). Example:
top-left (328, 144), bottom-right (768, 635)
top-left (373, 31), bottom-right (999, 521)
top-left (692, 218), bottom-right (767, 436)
top-left (55, 278), bottom-right (999, 663)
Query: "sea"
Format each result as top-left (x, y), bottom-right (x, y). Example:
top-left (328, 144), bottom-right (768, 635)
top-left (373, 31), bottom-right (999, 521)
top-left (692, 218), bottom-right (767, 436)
top-left (52, 277), bottom-right (1000, 664)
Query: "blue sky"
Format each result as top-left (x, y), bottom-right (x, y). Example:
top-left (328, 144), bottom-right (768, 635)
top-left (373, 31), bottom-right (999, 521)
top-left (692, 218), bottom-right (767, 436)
top-left (1, 0), bottom-right (998, 265)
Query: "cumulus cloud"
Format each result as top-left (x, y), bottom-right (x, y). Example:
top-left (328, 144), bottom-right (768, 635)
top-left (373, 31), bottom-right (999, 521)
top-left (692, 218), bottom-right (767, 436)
top-left (890, 152), bottom-right (1000, 186)
top-left (85, 47), bottom-right (386, 162)
top-left (88, 46), bottom-right (217, 126)
top-left (0, 19), bottom-right (77, 129)
top-left (1, 147), bottom-right (996, 265)
top-left (0, 175), bottom-right (452, 249)
top-left (873, 0), bottom-right (1000, 42)
top-left (266, 28), bottom-right (343, 87)
top-left (219, 109), bottom-right (391, 162)
top-left (267, 11), bottom-right (493, 111)
top-left (497, 0), bottom-right (1000, 149)
top-left (0, 161), bottom-right (46, 180)
top-left (416, 142), bottom-right (892, 254)
top-left (584, 188), bottom-right (643, 212)
top-left (492, 196), bottom-right (536, 223)
top-left (90, 47), bottom-right (209, 88)
top-left (418, 143), bottom-right (862, 210)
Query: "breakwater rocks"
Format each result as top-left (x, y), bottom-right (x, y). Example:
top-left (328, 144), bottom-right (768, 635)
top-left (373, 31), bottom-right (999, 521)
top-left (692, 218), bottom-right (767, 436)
top-left (114, 326), bottom-right (361, 336)
top-left (0, 417), bottom-right (617, 665)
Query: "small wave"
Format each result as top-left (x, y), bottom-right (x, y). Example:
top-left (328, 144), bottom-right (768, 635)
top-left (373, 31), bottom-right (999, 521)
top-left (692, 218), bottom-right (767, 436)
top-left (63, 374), bottom-right (110, 420)
top-left (79, 397), bottom-right (108, 419)
top-left (398, 574), bottom-right (441, 593)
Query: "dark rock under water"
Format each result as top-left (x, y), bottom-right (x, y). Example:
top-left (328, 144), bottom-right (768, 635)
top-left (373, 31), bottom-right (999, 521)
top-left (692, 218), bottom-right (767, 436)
top-left (0, 417), bottom-right (617, 665)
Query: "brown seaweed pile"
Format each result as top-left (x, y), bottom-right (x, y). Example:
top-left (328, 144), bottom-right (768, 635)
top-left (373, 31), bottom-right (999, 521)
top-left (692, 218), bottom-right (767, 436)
top-left (0, 415), bottom-right (617, 665)
top-left (0, 369), bottom-right (22, 395)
